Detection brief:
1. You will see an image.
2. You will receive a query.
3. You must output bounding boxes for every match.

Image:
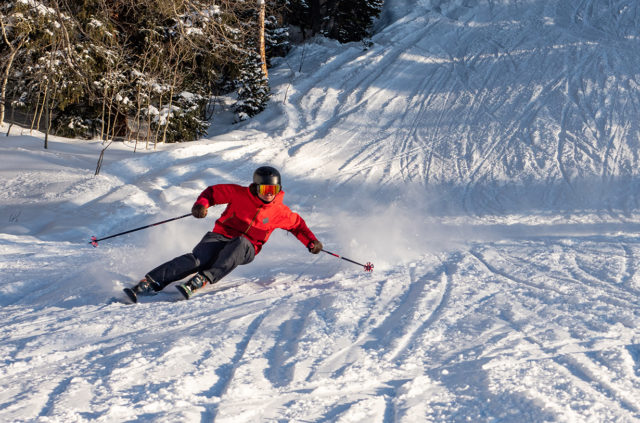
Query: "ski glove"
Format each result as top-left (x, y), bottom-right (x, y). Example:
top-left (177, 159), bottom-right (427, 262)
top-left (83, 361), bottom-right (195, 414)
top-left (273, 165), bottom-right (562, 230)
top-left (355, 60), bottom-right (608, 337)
top-left (308, 240), bottom-right (323, 254)
top-left (192, 204), bottom-right (208, 219)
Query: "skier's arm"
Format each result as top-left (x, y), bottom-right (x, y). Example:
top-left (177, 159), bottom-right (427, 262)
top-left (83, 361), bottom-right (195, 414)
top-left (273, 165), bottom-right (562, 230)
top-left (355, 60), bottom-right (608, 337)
top-left (193, 184), bottom-right (241, 208)
top-left (284, 212), bottom-right (321, 253)
top-left (191, 184), bottom-right (240, 218)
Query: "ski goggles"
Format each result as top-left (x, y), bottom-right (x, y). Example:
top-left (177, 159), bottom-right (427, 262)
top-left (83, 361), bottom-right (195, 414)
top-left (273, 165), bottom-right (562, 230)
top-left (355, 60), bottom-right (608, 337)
top-left (257, 184), bottom-right (281, 196)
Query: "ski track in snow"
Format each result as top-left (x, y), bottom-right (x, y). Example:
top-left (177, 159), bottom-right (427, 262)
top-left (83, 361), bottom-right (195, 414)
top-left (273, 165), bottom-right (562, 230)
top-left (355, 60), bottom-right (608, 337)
top-left (2, 0), bottom-right (640, 421)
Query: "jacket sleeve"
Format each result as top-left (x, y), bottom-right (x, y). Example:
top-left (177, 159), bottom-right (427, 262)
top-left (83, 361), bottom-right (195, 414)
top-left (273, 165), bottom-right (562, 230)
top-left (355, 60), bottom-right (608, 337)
top-left (193, 184), bottom-right (239, 208)
top-left (284, 212), bottom-right (318, 248)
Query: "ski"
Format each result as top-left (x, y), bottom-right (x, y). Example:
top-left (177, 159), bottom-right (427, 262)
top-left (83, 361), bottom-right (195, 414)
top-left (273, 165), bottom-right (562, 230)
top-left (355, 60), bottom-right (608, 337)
top-left (123, 287), bottom-right (138, 304)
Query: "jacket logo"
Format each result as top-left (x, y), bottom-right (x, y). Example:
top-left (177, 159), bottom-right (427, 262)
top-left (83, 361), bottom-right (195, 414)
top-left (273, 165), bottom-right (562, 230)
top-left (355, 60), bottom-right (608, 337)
top-left (262, 217), bottom-right (269, 224)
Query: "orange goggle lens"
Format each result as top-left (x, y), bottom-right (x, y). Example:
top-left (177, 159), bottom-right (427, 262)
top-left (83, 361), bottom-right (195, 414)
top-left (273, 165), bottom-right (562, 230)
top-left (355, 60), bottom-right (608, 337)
top-left (258, 184), bottom-right (281, 196)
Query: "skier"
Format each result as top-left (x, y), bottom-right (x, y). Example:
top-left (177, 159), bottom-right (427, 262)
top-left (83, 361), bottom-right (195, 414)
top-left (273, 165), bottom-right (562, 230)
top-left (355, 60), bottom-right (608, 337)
top-left (125, 166), bottom-right (323, 302)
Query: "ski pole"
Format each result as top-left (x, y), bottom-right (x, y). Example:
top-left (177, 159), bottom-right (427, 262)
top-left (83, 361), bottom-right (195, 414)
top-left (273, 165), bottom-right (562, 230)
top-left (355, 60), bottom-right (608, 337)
top-left (321, 249), bottom-right (374, 272)
top-left (90, 213), bottom-right (192, 247)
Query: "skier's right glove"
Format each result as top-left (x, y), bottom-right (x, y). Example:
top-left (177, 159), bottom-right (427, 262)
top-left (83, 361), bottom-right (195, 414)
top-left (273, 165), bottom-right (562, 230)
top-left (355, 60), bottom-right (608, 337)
top-left (308, 240), bottom-right (323, 254)
top-left (191, 204), bottom-right (208, 218)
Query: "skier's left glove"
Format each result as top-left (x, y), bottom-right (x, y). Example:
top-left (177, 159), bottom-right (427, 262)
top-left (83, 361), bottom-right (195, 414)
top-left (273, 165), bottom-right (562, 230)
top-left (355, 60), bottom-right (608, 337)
top-left (308, 240), bottom-right (323, 254)
top-left (192, 204), bottom-right (208, 218)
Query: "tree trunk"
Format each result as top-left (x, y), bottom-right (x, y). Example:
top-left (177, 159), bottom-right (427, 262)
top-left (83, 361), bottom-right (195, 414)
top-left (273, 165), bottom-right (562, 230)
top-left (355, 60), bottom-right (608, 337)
top-left (161, 65), bottom-right (179, 145)
top-left (36, 84), bottom-right (49, 134)
top-left (43, 87), bottom-right (50, 149)
top-left (258, 0), bottom-right (268, 79)
top-left (0, 19), bottom-right (25, 126)
top-left (7, 94), bottom-right (16, 135)
top-left (146, 86), bottom-right (153, 150)
top-left (44, 101), bottom-right (51, 149)
top-left (311, 0), bottom-right (322, 35)
top-left (133, 86), bottom-right (142, 152)
top-left (153, 91), bottom-right (164, 149)
top-left (100, 85), bottom-right (108, 141)
top-left (0, 44), bottom-right (22, 126)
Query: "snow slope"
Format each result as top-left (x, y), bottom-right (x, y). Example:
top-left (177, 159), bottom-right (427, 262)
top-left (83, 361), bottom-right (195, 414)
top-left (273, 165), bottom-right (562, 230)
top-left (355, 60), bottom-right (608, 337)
top-left (2, 0), bottom-right (640, 421)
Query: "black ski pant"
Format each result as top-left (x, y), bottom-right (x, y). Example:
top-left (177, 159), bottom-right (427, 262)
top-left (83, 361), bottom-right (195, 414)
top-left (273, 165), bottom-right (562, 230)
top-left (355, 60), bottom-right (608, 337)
top-left (146, 232), bottom-right (255, 290)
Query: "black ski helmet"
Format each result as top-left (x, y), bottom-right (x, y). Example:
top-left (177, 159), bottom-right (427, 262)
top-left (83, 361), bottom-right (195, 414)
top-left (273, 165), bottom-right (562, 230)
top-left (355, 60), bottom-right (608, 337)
top-left (253, 166), bottom-right (281, 186)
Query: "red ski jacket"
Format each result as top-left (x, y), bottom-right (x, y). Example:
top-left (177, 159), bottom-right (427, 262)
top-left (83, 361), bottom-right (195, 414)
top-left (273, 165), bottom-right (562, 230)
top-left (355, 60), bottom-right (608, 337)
top-left (193, 184), bottom-right (318, 254)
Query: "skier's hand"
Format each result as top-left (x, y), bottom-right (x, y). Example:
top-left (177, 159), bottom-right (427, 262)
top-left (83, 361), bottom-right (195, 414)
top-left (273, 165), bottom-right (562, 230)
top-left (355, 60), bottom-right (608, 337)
top-left (308, 240), bottom-right (323, 254)
top-left (192, 204), bottom-right (208, 218)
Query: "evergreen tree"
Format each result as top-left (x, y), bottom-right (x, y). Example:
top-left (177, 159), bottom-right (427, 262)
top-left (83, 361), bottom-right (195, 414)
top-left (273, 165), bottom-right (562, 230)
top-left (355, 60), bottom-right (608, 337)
top-left (286, 0), bottom-right (383, 43)
top-left (329, 0), bottom-right (384, 43)
top-left (286, 0), bottom-right (313, 39)
top-left (266, 14), bottom-right (291, 60)
top-left (234, 51), bottom-right (270, 121)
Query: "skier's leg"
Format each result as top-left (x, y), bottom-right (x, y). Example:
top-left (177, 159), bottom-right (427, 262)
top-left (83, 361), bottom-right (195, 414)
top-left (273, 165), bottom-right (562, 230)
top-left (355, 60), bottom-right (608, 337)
top-left (200, 236), bottom-right (255, 285)
top-left (177, 236), bottom-right (254, 299)
top-left (146, 232), bottom-right (228, 290)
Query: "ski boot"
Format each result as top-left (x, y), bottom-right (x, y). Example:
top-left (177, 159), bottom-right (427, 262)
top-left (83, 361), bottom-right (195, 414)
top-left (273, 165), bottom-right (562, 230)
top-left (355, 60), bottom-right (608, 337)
top-left (123, 277), bottom-right (160, 303)
top-left (176, 273), bottom-right (208, 300)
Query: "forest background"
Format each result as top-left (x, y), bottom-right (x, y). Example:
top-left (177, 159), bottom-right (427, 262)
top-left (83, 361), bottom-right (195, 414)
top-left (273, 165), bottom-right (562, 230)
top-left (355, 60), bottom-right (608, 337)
top-left (0, 0), bottom-right (383, 146)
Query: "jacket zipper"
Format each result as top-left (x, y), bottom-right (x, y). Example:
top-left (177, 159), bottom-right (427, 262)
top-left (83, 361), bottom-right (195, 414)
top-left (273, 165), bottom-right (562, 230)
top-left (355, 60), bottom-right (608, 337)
top-left (242, 207), bottom-right (262, 235)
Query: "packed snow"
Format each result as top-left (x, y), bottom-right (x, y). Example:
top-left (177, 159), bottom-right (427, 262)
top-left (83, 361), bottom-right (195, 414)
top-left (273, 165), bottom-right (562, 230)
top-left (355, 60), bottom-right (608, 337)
top-left (2, 0), bottom-right (640, 421)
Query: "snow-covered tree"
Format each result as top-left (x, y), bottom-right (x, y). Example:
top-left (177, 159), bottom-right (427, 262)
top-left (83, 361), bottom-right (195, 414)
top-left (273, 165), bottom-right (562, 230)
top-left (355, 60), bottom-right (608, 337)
top-left (286, 0), bottom-right (383, 43)
top-left (266, 13), bottom-right (290, 60)
top-left (328, 0), bottom-right (384, 43)
top-left (234, 51), bottom-right (270, 121)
